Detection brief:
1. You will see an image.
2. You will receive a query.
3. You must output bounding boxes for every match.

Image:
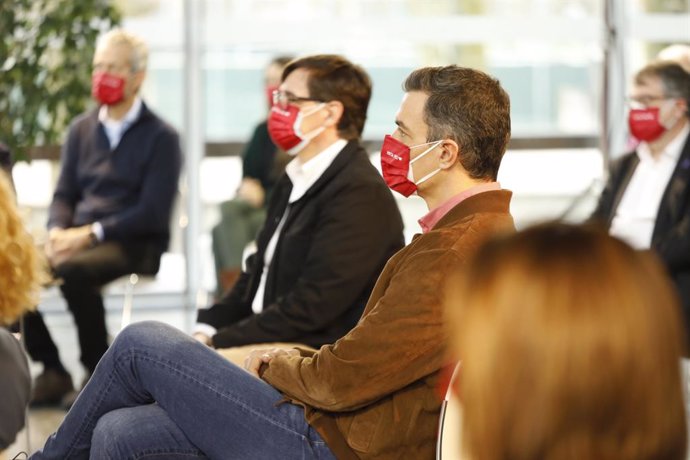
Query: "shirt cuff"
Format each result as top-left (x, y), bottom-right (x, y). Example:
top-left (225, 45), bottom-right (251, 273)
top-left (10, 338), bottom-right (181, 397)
top-left (193, 323), bottom-right (217, 338)
top-left (91, 222), bottom-right (104, 241)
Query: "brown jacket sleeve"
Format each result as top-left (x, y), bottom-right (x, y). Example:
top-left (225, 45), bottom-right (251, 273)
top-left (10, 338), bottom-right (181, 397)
top-left (261, 247), bottom-right (458, 412)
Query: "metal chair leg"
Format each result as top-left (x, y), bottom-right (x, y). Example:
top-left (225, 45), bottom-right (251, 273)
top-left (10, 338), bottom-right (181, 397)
top-left (120, 273), bottom-right (139, 330)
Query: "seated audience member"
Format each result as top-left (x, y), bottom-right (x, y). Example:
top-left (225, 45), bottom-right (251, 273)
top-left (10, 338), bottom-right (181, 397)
top-left (590, 61), bottom-right (690, 346)
top-left (212, 56), bottom-right (293, 297)
top-left (0, 172), bottom-right (48, 451)
top-left (193, 55), bottom-right (405, 357)
top-left (30, 64), bottom-right (514, 459)
top-left (448, 222), bottom-right (687, 460)
top-left (22, 28), bottom-right (182, 406)
top-left (658, 43), bottom-right (690, 73)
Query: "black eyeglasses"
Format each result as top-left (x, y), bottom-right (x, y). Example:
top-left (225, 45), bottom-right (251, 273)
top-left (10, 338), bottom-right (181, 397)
top-left (272, 89), bottom-right (324, 109)
top-left (626, 95), bottom-right (674, 108)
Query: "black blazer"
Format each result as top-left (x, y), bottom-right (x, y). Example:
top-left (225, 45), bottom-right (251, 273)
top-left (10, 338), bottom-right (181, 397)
top-left (198, 140), bottom-right (405, 348)
top-left (591, 130), bottom-right (690, 339)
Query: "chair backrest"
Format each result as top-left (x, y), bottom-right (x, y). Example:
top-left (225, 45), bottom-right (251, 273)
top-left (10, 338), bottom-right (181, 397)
top-left (437, 362), bottom-right (464, 460)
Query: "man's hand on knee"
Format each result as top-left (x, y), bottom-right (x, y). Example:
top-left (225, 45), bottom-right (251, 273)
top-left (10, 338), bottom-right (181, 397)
top-left (243, 348), bottom-right (299, 378)
top-left (46, 225), bottom-right (93, 266)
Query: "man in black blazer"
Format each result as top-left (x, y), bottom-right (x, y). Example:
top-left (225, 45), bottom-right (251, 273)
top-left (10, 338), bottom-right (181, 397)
top-left (592, 61), bottom-right (690, 346)
top-left (194, 55), bottom-right (404, 353)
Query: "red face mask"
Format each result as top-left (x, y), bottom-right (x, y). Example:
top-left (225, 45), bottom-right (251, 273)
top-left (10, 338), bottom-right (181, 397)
top-left (267, 103), bottom-right (325, 155)
top-left (380, 134), bottom-right (442, 197)
top-left (628, 107), bottom-right (666, 142)
top-left (92, 71), bottom-right (125, 105)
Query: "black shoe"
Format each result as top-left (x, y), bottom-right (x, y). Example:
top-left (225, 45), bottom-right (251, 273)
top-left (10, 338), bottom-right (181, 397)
top-left (30, 369), bottom-right (74, 407)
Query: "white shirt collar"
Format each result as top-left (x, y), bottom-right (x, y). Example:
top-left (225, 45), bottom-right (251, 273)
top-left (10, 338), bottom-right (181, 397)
top-left (98, 97), bottom-right (143, 126)
top-left (637, 122), bottom-right (689, 164)
top-left (98, 97), bottom-right (143, 150)
top-left (285, 139), bottom-right (348, 203)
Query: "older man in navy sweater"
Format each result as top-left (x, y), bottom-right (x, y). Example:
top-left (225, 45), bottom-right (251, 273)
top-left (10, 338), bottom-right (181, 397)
top-left (23, 29), bottom-right (182, 406)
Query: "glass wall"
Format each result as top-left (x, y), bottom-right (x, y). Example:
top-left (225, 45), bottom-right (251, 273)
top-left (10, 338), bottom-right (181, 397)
top-left (116, 0), bottom-right (610, 141)
top-left (120, 0), bottom-right (688, 145)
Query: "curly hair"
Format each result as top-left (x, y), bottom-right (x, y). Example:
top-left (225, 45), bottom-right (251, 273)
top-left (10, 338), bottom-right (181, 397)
top-left (0, 172), bottom-right (48, 325)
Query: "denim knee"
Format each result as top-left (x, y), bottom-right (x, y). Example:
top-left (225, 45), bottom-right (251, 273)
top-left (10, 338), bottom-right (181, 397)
top-left (113, 321), bottom-right (165, 351)
top-left (113, 321), bottom-right (188, 356)
top-left (90, 410), bottom-right (127, 460)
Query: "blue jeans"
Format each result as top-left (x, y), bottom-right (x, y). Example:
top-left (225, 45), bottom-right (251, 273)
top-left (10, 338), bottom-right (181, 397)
top-left (30, 321), bottom-right (336, 460)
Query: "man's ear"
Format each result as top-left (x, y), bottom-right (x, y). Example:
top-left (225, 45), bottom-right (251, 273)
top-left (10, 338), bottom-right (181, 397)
top-left (324, 100), bottom-right (344, 127)
top-left (438, 139), bottom-right (460, 170)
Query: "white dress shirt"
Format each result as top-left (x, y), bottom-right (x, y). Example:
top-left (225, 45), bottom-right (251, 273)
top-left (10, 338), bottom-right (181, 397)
top-left (98, 97), bottom-right (142, 150)
top-left (250, 138), bottom-right (347, 314)
top-left (609, 124), bottom-right (689, 249)
top-left (194, 139), bottom-right (347, 337)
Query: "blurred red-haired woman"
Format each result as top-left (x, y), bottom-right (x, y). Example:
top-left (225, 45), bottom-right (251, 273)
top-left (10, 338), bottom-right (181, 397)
top-left (448, 222), bottom-right (687, 460)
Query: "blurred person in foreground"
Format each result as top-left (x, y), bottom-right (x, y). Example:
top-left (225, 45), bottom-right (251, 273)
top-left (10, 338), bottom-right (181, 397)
top-left (0, 172), bottom-right (48, 451)
top-left (447, 222), bottom-right (687, 459)
top-left (22, 28), bottom-right (182, 406)
top-left (211, 56), bottom-right (293, 297)
top-left (591, 61), bottom-right (690, 346)
top-left (30, 64), bottom-right (514, 459)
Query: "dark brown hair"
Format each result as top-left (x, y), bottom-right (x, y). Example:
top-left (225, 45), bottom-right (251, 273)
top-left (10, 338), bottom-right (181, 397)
top-left (404, 66), bottom-right (511, 181)
top-left (448, 222), bottom-right (687, 460)
top-left (283, 54), bottom-right (372, 140)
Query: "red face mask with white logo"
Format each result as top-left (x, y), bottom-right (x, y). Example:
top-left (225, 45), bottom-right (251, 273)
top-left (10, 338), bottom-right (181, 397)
top-left (267, 103), bottom-right (325, 155)
top-left (628, 107), bottom-right (666, 142)
top-left (92, 72), bottom-right (125, 105)
top-left (380, 134), bottom-right (442, 197)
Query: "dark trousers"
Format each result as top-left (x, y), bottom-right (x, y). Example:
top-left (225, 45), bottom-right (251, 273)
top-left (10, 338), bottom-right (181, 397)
top-left (24, 241), bottom-right (162, 373)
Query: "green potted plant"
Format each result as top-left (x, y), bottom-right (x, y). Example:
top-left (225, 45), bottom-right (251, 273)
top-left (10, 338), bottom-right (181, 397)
top-left (0, 0), bottom-right (121, 163)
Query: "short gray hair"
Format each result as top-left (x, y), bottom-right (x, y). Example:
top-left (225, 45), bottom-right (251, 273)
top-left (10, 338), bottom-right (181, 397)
top-left (97, 28), bottom-right (148, 72)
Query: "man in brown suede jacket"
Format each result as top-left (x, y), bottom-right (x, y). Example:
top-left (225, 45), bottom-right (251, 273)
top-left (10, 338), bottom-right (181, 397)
top-left (31, 65), bottom-right (514, 460)
top-left (254, 66), bottom-right (515, 458)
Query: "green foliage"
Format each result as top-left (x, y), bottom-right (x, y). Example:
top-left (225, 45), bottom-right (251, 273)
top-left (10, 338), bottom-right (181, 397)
top-left (0, 0), bottom-right (121, 162)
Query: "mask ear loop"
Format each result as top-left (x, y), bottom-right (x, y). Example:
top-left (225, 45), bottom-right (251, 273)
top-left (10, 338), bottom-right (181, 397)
top-left (409, 140), bottom-right (444, 185)
top-left (409, 140), bottom-right (443, 164)
top-left (289, 103), bottom-right (329, 155)
top-left (294, 103), bottom-right (327, 137)
top-left (301, 102), bottom-right (327, 118)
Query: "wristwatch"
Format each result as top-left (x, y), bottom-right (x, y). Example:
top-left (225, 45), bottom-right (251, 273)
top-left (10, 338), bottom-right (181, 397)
top-left (89, 229), bottom-right (99, 247)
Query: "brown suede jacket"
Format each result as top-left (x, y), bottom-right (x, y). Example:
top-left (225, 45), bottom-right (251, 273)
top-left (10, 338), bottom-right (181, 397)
top-left (262, 190), bottom-right (514, 459)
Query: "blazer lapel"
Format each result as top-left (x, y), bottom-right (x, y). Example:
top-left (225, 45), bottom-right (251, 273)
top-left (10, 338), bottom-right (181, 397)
top-left (653, 132), bottom-right (690, 239)
top-left (607, 154), bottom-right (639, 226)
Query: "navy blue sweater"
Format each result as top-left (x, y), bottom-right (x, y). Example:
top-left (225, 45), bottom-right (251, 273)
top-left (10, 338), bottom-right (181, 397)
top-left (48, 103), bottom-right (182, 251)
